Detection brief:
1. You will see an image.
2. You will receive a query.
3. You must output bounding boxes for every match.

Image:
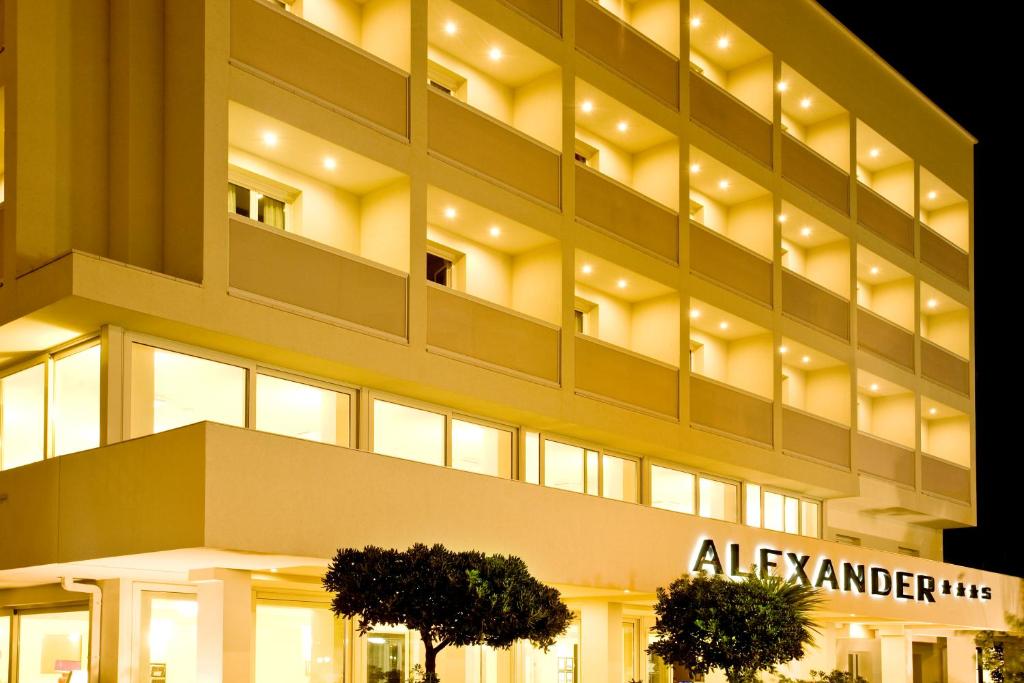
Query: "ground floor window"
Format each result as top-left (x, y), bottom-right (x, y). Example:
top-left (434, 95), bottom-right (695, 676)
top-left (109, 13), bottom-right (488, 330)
top-left (256, 373), bottom-right (354, 447)
top-left (366, 626), bottom-right (409, 683)
top-left (255, 600), bottom-right (345, 683)
top-left (139, 592), bottom-right (197, 683)
top-left (523, 620), bottom-right (580, 683)
top-left (0, 364), bottom-right (45, 471)
top-left (16, 608), bottom-right (90, 683)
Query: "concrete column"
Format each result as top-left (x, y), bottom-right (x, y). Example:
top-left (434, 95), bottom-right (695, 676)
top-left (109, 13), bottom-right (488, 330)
top-left (191, 568), bottom-right (253, 683)
top-left (97, 578), bottom-right (133, 683)
top-left (580, 601), bottom-right (623, 683)
top-left (945, 634), bottom-right (978, 683)
top-left (878, 628), bottom-right (912, 683)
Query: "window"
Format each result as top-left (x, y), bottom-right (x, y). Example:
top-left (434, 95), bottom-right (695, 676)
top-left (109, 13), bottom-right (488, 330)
top-left (229, 181), bottom-right (289, 230)
top-left (748, 486), bottom-right (820, 538)
top-left (139, 593), bottom-right (197, 682)
top-left (603, 454), bottom-right (639, 503)
top-left (129, 344), bottom-right (247, 437)
top-left (1, 614), bottom-right (10, 683)
top-left (372, 400), bottom-right (446, 466)
top-left (523, 620), bottom-right (579, 683)
top-left (574, 139), bottom-right (599, 170)
top-left (688, 340), bottom-right (704, 373)
top-left (543, 441), bottom-right (588, 494)
top-left (622, 620), bottom-right (637, 683)
top-left (451, 419), bottom-right (513, 478)
top-left (650, 465), bottom-right (695, 514)
top-left (698, 477), bottom-right (738, 522)
top-left (255, 600), bottom-right (345, 683)
top-left (898, 546), bottom-right (920, 557)
top-left (801, 500), bottom-right (819, 538)
top-left (573, 298), bottom-right (597, 336)
top-left (366, 626), bottom-right (409, 683)
top-left (524, 431), bottom-right (540, 484)
top-left (17, 608), bottom-right (90, 682)
top-left (52, 345), bottom-right (101, 456)
top-left (744, 483), bottom-right (761, 527)
top-left (0, 364), bottom-right (45, 470)
top-left (256, 373), bottom-right (353, 446)
top-left (427, 252), bottom-right (453, 286)
top-left (427, 61), bottom-right (467, 102)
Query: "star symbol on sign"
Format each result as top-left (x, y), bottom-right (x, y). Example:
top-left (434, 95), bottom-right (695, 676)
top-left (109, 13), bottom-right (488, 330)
top-left (956, 583), bottom-right (967, 597)
top-left (941, 580), bottom-right (952, 595)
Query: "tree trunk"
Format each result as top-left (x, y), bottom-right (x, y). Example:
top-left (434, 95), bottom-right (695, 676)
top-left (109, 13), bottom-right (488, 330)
top-left (423, 638), bottom-right (440, 683)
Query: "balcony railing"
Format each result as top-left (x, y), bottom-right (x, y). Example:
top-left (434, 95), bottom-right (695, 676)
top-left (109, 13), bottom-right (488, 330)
top-left (781, 133), bottom-right (850, 215)
top-left (501, 0), bottom-right (561, 33)
top-left (857, 307), bottom-right (914, 370)
top-left (857, 432), bottom-right (915, 487)
top-left (781, 270), bottom-right (850, 340)
top-left (575, 335), bottom-right (679, 417)
top-left (690, 375), bottom-right (772, 446)
top-left (689, 72), bottom-right (772, 166)
top-left (427, 284), bottom-right (561, 384)
top-left (920, 224), bottom-right (969, 288)
top-left (856, 183), bottom-right (914, 254)
top-left (576, 164), bottom-right (678, 261)
top-left (230, 0), bottom-right (409, 138)
top-left (229, 217), bottom-right (408, 339)
top-left (921, 454), bottom-right (971, 504)
top-left (689, 222), bottom-right (772, 305)
top-left (575, 0), bottom-right (680, 107)
top-left (921, 339), bottom-right (970, 395)
top-left (428, 89), bottom-right (561, 208)
top-left (782, 407), bottom-right (851, 469)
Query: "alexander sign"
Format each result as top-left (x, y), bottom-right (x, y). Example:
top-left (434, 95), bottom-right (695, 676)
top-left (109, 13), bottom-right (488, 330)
top-left (691, 538), bottom-right (992, 603)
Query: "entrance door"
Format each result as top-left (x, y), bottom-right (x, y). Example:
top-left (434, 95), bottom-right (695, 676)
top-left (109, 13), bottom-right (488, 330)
top-left (15, 608), bottom-right (90, 683)
top-left (138, 592), bottom-right (198, 683)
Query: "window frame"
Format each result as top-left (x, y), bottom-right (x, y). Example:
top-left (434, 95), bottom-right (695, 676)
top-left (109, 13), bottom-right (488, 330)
top-left (254, 366), bottom-right (359, 448)
top-left (696, 473), bottom-right (741, 523)
top-left (744, 483), bottom-right (821, 538)
top-left (533, 432), bottom-right (641, 502)
top-left (228, 165), bottom-right (299, 231)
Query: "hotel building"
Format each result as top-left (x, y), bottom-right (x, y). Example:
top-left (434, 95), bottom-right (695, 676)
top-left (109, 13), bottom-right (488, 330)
top-left (0, 0), bottom-right (1017, 681)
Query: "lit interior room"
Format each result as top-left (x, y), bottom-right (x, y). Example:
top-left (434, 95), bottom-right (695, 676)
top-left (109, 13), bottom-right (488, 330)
top-left (856, 245), bottom-right (915, 331)
top-left (520, 430), bottom-right (641, 502)
top-left (574, 79), bottom-right (679, 210)
top-left (921, 397), bottom-right (970, 469)
top-left (688, 146), bottom-right (773, 258)
top-left (780, 63), bottom-right (850, 171)
top-left (856, 369), bottom-right (915, 449)
top-left (780, 201), bottom-right (851, 298)
top-left (920, 283), bottom-right (969, 360)
top-left (273, 0), bottom-right (411, 71)
top-left (426, 186), bottom-right (561, 325)
top-left (427, 0), bottom-right (561, 149)
top-left (856, 121), bottom-right (914, 215)
top-left (688, 0), bottom-right (772, 119)
top-left (650, 460), bottom-right (740, 523)
top-left (780, 338), bottom-right (851, 426)
top-left (591, 0), bottom-right (681, 57)
top-left (574, 251), bottom-right (680, 367)
top-left (228, 102), bottom-right (411, 273)
top-left (688, 299), bottom-right (773, 400)
top-left (920, 166), bottom-right (970, 253)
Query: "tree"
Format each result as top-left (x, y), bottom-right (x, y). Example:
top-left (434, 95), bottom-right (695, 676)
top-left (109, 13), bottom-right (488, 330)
top-left (977, 610), bottom-right (1024, 683)
top-left (323, 543), bottom-right (573, 683)
top-left (648, 571), bottom-right (822, 683)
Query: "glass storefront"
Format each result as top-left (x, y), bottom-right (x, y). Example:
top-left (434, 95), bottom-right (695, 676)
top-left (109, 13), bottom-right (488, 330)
top-left (140, 593), bottom-right (197, 683)
top-left (16, 609), bottom-right (89, 683)
top-left (255, 601), bottom-right (345, 683)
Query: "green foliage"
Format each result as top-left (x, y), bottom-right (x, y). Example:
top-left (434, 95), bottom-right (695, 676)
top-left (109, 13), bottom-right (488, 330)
top-left (977, 611), bottom-right (1024, 683)
top-left (778, 669), bottom-right (867, 683)
top-left (323, 544), bottom-right (572, 683)
top-left (649, 571), bottom-right (822, 683)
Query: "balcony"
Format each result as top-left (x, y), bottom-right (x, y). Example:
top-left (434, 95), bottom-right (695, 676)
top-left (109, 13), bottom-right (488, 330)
top-left (781, 271), bottom-right (849, 340)
top-left (502, 0), bottom-right (561, 33)
top-left (689, 73), bottom-right (771, 166)
top-left (857, 432), bottom-right (915, 487)
top-left (857, 307), bottom-right (913, 370)
top-left (921, 340), bottom-right (969, 396)
top-left (921, 454), bottom-right (970, 504)
top-left (690, 222), bottom-right (771, 305)
top-left (920, 166), bottom-right (970, 288)
top-left (575, 0), bottom-right (679, 107)
top-left (428, 90), bottom-right (561, 207)
top-left (782, 407), bottom-right (851, 469)
top-left (920, 284), bottom-right (970, 395)
top-left (575, 335), bottom-right (679, 417)
top-left (229, 0), bottom-right (410, 138)
top-left (781, 134), bottom-right (849, 214)
top-left (690, 375), bottom-right (772, 446)
top-left (856, 183), bottom-right (914, 254)
top-left (427, 285), bottom-right (560, 384)
top-left (229, 217), bottom-right (408, 339)
top-left (856, 247), bottom-right (915, 369)
top-left (920, 226), bottom-right (969, 288)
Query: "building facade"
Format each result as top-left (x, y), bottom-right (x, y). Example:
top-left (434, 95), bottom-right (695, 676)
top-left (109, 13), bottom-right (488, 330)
top-left (0, 0), bottom-right (1016, 681)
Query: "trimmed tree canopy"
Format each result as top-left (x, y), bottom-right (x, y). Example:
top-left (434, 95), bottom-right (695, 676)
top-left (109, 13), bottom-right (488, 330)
top-left (323, 544), bottom-right (572, 682)
top-left (649, 571), bottom-right (822, 683)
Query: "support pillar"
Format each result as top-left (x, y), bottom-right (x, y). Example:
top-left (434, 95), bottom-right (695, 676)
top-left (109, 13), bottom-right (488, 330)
top-left (878, 628), bottom-right (912, 683)
top-left (580, 601), bottom-right (623, 683)
top-left (190, 568), bottom-right (253, 683)
top-left (946, 634), bottom-right (978, 683)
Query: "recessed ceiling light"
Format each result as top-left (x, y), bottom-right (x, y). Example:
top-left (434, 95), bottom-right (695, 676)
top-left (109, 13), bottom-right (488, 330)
top-left (581, 100), bottom-right (594, 113)
top-left (323, 156), bottom-right (337, 171)
top-left (929, 407), bottom-right (938, 416)
top-left (690, 16), bottom-right (702, 28)
top-left (689, 163), bottom-right (702, 174)
top-left (717, 36), bottom-right (731, 49)
top-left (489, 226), bottom-right (501, 237)
top-left (779, 345), bottom-right (788, 354)
top-left (718, 179), bottom-right (730, 190)
top-left (801, 355), bottom-right (811, 364)
top-left (616, 278), bottom-right (628, 289)
top-left (719, 321), bottom-right (729, 330)
top-left (927, 190), bottom-right (938, 200)
top-left (800, 226), bottom-right (812, 237)
top-left (443, 206), bottom-right (457, 219)
top-left (869, 266), bottom-right (880, 276)
top-left (617, 121), bottom-right (629, 133)
top-left (870, 383), bottom-right (879, 392)
top-left (581, 263), bottom-right (593, 274)
top-left (443, 20), bottom-right (458, 35)
top-left (926, 298), bottom-right (938, 309)
top-left (799, 97), bottom-right (812, 109)
top-left (777, 81), bottom-right (789, 93)
top-left (778, 213), bottom-right (788, 223)
top-left (869, 148), bottom-right (880, 158)
top-left (262, 131), bottom-right (279, 147)
top-left (690, 308), bottom-right (701, 319)
top-left (488, 46), bottom-right (503, 61)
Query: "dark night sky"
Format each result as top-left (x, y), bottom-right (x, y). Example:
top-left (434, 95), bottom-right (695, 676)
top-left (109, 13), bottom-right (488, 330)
top-left (814, 2), bottom-right (1021, 577)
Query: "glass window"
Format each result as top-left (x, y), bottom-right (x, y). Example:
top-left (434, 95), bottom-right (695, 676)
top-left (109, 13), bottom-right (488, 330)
top-left (586, 450), bottom-right (599, 495)
top-left (372, 400), bottom-right (445, 466)
top-left (763, 491), bottom-right (785, 532)
top-left (699, 478), bottom-right (738, 522)
top-left (523, 620), bottom-right (579, 683)
top-left (427, 252), bottom-right (453, 286)
top-left (53, 346), bottom-right (101, 456)
top-left (622, 621), bottom-right (636, 683)
top-left (256, 374), bottom-right (352, 446)
top-left (784, 496), bottom-right (800, 534)
top-left (744, 483), bottom-right (761, 528)
top-left (258, 194), bottom-right (286, 229)
top-left (130, 345), bottom-right (247, 437)
top-left (17, 609), bottom-right (90, 682)
top-left (0, 364), bottom-right (46, 470)
top-left (603, 455), bottom-right (638, 503)
top-left (524, 431), bottom-right (540, 484)
top-left (229, 182), bottom-right (288, 229)
top-left (1, 615), bottom-right (10, 683)
top-left (256, 601), bottom-right (345, 683)
top-left (140, 593), bottom-right (197, 683)
top-left (228, 182), bottom-right (251, 219)
top-left (452, 419), bottom-right (513, 478)
top-left (647, 634), bottom-right (671, 683)
top-left (650, 466), bottom-right (694, 514)
top-left (801, 500), bottom-right (819, 538)
top-left (367, 626), bottom-right (408, 683)
top-left (543, 441), bottom-right (585, 493)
